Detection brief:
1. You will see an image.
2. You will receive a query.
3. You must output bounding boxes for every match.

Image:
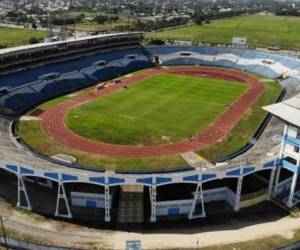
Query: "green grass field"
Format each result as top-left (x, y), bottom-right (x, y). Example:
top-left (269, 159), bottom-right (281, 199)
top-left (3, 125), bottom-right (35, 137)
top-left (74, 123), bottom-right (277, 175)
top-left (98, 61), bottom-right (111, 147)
top-left (147, 14), bottom-right (300, 50)
top-left (72, 20), bottom-right (133, 31)
top-left (18, 120), bottom-right (188, 171)
top-left (18, 69), bottom-right (281, 171)
top-left (198, 80), bottom-right (282, 162)
top-left (0, 27), bottom-right (47, 47)
top-left (65, 73), bottom-right (246, 145)
top-left (18, 73), bottom-right (192, 172)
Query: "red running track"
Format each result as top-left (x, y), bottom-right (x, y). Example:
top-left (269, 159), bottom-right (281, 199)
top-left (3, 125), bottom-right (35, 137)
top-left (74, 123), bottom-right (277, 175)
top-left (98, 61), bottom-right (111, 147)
top-left (39, 66), bottom-right (264, 157)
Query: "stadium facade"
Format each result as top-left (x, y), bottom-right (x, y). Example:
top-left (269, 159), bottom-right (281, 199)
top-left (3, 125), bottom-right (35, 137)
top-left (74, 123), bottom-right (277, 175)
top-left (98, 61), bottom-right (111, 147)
top-left (0, 33), bottom-right (299, 224)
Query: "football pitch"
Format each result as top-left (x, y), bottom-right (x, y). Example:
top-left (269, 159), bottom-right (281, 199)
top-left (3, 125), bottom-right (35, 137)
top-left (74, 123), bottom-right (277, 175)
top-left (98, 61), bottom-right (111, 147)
top-left (147, 14), bottom-right (300, 50)
top-left (65, 73), bottom-right (246, 146)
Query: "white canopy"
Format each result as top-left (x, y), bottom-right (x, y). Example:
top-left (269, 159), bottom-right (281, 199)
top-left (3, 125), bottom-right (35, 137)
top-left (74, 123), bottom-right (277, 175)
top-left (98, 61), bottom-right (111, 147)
top-left (264, 94), bottom-right (300, 127)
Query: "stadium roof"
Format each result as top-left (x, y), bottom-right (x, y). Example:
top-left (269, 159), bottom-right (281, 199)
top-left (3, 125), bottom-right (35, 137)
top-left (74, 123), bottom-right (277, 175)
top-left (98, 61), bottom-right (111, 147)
top-left (263, 94), bottom-right (300, 127)
top-left (0, 32), bottom-right (141, 55)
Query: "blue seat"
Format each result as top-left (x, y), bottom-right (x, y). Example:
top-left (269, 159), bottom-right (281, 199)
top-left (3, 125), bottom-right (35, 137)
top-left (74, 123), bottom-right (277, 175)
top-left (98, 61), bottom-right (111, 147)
top-left (2, 45), bottom-right (300, 114)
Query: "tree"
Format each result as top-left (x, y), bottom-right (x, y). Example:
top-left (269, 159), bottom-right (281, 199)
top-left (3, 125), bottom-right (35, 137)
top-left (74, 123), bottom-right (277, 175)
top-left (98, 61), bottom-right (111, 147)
top-left (94, 15), bottom-right (108, 24)
top-left (194, 15), bottom-right (206, 25)
top-left (149, 39), bottom-right (165, 45)
top-left (76, 13), bottom-right (85, 23)
top-left (29, 37), bottom-right (39, 44)
top-left (108, 15), bottom-right (119, 23)
top-left (31, 22), bottom-right (37, 30)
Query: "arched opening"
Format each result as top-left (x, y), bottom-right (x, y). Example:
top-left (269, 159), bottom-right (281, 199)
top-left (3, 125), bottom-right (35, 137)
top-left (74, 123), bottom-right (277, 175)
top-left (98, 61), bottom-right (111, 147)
top-left (144, 183), bottom-right (196, 221)
top-left (63, 182), bottom-right (117, 223)
top-left (202, 178), bottom-right (238, 215)
top-left (274, 168), bottom-right (294, 201)
top-left (275, 167), bottom-right (300, 207)
top-left (23, 176), bottom-right (57, 216)
top-left (240, 169), bottom-right (272, 209)
top-left (0, 168), bottom-right (18, 205)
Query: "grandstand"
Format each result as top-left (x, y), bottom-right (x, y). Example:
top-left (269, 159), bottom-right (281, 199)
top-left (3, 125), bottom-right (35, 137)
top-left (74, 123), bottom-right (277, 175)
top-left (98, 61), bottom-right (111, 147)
top-left (0, 44), bottom-right (297, 116)
top-left (0, 33), bottom-right (141, 71)
top-left (0, 33), bottom-right (299, 224)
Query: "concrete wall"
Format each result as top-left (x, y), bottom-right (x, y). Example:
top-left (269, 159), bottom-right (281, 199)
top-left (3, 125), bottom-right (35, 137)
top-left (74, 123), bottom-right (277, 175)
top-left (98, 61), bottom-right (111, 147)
top-left (71, 192), bottom-right (112, 209)
top-left (156, 187), bottom-right (236, 216)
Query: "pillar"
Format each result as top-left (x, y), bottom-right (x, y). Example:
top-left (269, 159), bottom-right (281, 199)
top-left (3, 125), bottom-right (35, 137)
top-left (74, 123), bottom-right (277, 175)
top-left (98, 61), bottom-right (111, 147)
top-left (188, 182), bottom-right (206, 219)
top-left (55, 179), bottom-right (72, 219)
top-left (267, 166), bottom-right (277, 200)
top-left (17, 172), bottom-right (32, 210)
top-left (287, 172), bottom-right (298, 208)
top-left (150, 186), bottom-right (157, 223)
top-left (234, 177), bottom-right (243, 212)
top-left (272, 165), bottom-right (282, 198)
top-left (104, 185), bottom-right (111, 222)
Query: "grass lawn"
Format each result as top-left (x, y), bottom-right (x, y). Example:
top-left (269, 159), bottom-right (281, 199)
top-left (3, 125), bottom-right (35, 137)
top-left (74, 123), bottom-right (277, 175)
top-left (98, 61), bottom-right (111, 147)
top-left (71, 19), bottom-right (134, 31)
top-left (0, 27), bottom-right (47, 47)
top-left (73, 22), bottom-right (116, 31)
top-left (18, 69), bottom-right (281, 171)
top-left (147, 14), bottom-right (300, 50)
top-left (65, 73), bottom-right (246, 145)
top-left (35, 86), bottom-right (96, 110)
top-left (198, 80), bottom-right (282, 162)
top-left (18, 120), bottom-right (188, 171)
top-left (32, 69), bottom-right (153, 111)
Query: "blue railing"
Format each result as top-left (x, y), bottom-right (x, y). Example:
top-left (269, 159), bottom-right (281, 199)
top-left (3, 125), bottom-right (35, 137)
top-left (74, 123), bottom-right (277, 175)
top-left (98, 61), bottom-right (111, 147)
top-left (282, 159), bottom-right (300, 173)
top-left (285, 135), bottom-right (300, 148)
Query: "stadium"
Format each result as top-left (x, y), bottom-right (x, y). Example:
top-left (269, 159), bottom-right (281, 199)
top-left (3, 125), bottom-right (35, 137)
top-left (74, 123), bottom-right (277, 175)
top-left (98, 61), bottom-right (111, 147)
top-left (0, 32), bottom-right (299, 227)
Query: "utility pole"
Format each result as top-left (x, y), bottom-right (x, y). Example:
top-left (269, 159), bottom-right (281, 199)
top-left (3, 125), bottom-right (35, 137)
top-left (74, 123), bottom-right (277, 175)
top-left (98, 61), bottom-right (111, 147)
top-left (47, 10), bottom-right (54, 42)
top-left (0, 216), bottom-right (8, 250)
top-left (196, 238), bottom-right (200, 250)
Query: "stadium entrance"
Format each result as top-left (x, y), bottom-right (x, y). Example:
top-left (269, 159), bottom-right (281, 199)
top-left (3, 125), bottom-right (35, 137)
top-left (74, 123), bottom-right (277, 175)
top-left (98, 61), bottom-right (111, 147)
top-left (118, 185), bottom-right (144, 223)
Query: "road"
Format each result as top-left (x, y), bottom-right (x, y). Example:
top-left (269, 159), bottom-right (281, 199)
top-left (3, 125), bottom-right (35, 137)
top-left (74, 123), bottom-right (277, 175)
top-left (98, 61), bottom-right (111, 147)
top-left (0, 200), bottom-right (299, 249)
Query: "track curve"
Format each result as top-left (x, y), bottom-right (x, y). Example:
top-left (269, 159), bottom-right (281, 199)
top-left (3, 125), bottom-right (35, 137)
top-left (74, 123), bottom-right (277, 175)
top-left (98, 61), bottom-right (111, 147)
top-left (40, 66), bottom-right (264, 157)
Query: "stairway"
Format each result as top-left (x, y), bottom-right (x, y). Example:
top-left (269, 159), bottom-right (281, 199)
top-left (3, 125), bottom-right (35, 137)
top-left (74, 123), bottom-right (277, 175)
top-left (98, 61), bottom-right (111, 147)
top-left (118, 185), bottom-right (144, 223)
top-left (140, 44), bottom-right (154, 65)
top-left (181, 151), bottom-right (212, 170)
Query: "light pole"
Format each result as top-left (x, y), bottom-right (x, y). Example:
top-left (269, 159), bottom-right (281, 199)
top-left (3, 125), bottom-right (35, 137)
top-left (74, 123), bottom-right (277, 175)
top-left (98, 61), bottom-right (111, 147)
top-left (0, 216), bottom-right (8, 250)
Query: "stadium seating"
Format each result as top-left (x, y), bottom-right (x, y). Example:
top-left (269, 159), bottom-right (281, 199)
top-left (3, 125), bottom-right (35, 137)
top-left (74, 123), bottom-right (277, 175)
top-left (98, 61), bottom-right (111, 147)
top-left (0, 48), bottom-right (152, 114)
top-left (277, 56), bottom-right (300, 70)
top-left (280, 73), bottom-right (300, 87)
top-left (2, 44), bottom-right (300, 115)
top-left (147, 46), bottom-right (217, 65)
top-left (0, 86), bottom-right (39, 113)
top-left (213, 47), bottom-right (244, 68)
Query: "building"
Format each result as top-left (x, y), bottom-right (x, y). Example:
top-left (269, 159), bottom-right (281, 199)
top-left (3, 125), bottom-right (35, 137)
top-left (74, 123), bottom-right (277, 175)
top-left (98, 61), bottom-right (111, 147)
top-left (264, 95), bottom-right (300, 208)
top-left (232, 37), bottom-right (247, 49)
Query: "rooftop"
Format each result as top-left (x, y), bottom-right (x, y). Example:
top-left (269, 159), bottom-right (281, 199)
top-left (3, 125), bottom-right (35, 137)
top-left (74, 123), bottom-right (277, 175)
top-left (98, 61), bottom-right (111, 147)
top-left (0, 32), bottom-right (140, 56)
top-left (264, 93), bottom-right (300, 127)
